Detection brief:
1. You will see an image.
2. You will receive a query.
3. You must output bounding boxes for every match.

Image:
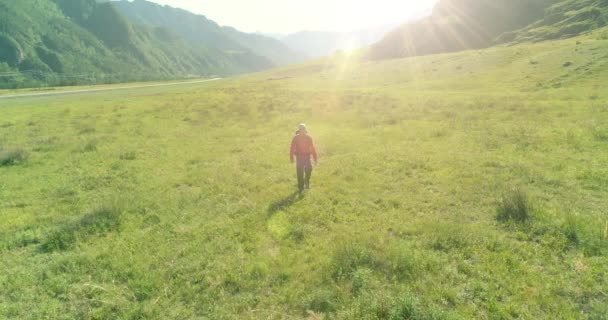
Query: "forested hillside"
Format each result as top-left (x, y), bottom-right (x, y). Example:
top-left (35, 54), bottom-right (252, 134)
top-left (0, 0), bottom-right (280, 89)
top-left (113, 0), bottom-right (306, 66)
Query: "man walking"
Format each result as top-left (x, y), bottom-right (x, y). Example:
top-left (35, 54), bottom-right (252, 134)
top-left (290, 124), bottom-right (318, 192)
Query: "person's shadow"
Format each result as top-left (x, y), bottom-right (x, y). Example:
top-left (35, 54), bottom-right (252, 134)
top-left (267, 191), bottom-right (304, 217)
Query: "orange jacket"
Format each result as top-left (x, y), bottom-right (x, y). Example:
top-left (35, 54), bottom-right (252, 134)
top-left (290, 134), bottom-right (318, 162)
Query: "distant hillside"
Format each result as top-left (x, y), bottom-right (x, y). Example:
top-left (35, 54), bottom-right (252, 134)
top-left (0, 0), bottom-right (285, 89)
top-left (112, 0), bottom-right (306, 66)
top-left (497, 0), bottom-right (608, 43)
top-left (368, 0), bottom-right (558, 60)
top-left (282, 26), bottom-right (395, 58)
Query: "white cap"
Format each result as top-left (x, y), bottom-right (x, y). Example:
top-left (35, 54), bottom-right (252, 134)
top-left (298, 123), bottom-right (307, 132)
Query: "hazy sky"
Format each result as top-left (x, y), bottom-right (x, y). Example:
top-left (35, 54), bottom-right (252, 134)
top-left (145, 0), bottom-right (439, 34)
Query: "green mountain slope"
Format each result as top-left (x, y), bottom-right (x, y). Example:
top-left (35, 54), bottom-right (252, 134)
top-left (497, 0), bottom-right (608, 43)
top-left (0, 0), bottom-right (119, 80)
top-left (367, 0), bottom-right (559, 60)
top-left (112, 0), bottom-right (306, 66)
top-left (0, 0), bottom-right (276, 89)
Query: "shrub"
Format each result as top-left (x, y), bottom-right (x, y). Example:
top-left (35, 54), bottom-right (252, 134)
top-left (0, 148), bottom-right (28, 166)
top-left (496, 188), bottom-right (531, 223)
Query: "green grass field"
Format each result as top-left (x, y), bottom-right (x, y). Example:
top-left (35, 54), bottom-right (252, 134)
top-left (1, 30), bottom-right (608, 319)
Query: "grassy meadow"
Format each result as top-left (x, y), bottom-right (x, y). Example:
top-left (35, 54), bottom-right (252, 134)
top-left (1, 30), bottom-right (608, 319)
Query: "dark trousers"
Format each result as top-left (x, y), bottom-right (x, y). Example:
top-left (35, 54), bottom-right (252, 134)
top-left (296, 154), bottom-right (312, 191)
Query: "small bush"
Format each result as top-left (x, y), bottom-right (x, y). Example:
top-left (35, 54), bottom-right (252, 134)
top-left (496, 188), bottom-right (531, 223)
top-left (0, 149), bottom-right (28, 166)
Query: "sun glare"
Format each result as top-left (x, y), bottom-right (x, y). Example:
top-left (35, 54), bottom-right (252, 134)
top-left (149, 0), bottom-right (439, 33)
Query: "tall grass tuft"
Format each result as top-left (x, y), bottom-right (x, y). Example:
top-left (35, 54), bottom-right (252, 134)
top-left (304, 289), bottom-right (337, 315)
top-left (496, 188), bottom-right (531, 223)
top-left (0, 148), bottom-right (28, 167)
top-left (331, 243), bottom-right (375, 281)
top-left (41, 206), bottom-right (122, 252)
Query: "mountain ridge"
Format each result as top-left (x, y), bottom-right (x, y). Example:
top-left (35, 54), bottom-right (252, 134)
top-left (111, 0), bottom-right (306, 66)
top-left (281, 25), bottom-right (396, 58)
top-left (366, 0), bottom-right (608, 60)
top-left (0, 0), bottom-right (293, 89)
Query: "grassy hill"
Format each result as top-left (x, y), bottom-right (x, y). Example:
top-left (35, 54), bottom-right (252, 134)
top-left (367, 0), bottom-right (608, 60)
top-left (1, 27), bottom-right (607, 319)
top-left (0, 0), bottom-right (280, 89)
top-left (497, 0), bottom-right (608, 43)
top-left (368, 0), bottom-right (557, 60)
